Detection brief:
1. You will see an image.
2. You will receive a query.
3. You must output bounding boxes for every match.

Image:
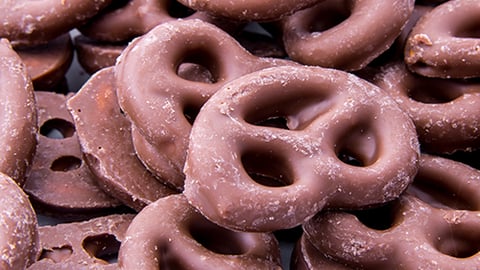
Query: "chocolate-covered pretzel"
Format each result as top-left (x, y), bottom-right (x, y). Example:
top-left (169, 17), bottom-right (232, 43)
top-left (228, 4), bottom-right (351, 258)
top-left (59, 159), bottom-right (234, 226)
top-left (16, 34), bottom-right (73, 90)
top-left (304, 154), bottom-right (480, 269)
top-left (0, 173), bottom-right (39, 269)
top-left (79, 0), bottom-right (237, 43)
top-left (67, 67), bottom-right (176, 211)
top-left (0, 39), bottom-right (37, 185)
top-left (115, 19), bottom-right (295, 190)
top-left (405, 0), bottom-right (480, 78)
top-left (176, 0), bottom-right (322, 21)
top-left (280, 0), bottom-right (414, 71)
top-left (74, 35), bottom-right (125, 75)
top-left (291, 235), bottom-right (350, 270)
top-left (0, 0), bottom-right (112, 47)
top-left (184, 65), bottom-right (420, 232)
top-left (374, 62), bottom-right (480, 153)
top-left (23, 91), bottom-right (122, 218)
top-left (29, 214), bottom-right (134, 269)
top-left (118, 194), bottom-right (281, 269)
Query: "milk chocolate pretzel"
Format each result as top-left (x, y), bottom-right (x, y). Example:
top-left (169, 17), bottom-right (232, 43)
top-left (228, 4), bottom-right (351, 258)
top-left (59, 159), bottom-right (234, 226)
top-left (118, 194), bottom-right (282, 269)
top-left (280, 0), bottom-right (414, 71)
top-left (405, 0), bottom-right (480, 79)
top-left (0, 39), bottom-right (37, 186)
top-left (0, 0), bottom-right (112, 47)
top-left (74, 35), bottom-right (125, 75)
top-left (0, 172), bottom-right (39, 269)
top-left (176, 0), bottom-right (322, 21)
top-left (16, 33), bottom-right (73, 91)
top-left (291, 235), bottom-right (350, 270)
top-left (23, 91), bottom-right (122, 218)
top-left (29, 214), bottom-right (134, 269)
top-left (374, 62), bottom-right (480, 154)
top-left (304, 154), bottom-right (480, 269)
top-left (79, 0), bottom-right (237, 43)
top-left (67, 67), bottom-right (176, 211)
top-left (184, 65), bottom-right (420, 232)
top-left (115, 19), bottom-right (295, 190)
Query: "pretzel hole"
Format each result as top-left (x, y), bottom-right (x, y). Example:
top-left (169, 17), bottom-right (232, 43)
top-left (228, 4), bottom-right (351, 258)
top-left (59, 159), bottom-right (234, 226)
top-left (177, 63), bottom-right (215, 83)
top-left (82, 234), bottom-right (121, 263)
top-left (242, 150), bottom-right (293, 187)
top-left (188, 216), bottom-right (253, 255)
top-left (407, 79), bottom-right (464, 104)
top-left (50, 156), bottom-right (82, 172)
top-left (335, 123), bottom-right (377, 167)
top-left (39, 245), bottom-right (73, 263)
top-left (407, 174), bottom-right (474, 210)
top-left (348, 200), bottom-right (400, 231)
top-left (158, 245), bottom-right (184, 269)
top-left (40, 118), bottom-right (75, 139)
top-left (434, 226), bottom-right (480, 258)
top-left (176, 50), bottom-right (218, 83)
top-left (167, 0), bottom-right (195, 18)
top-left (308, 2), bottom-right (351, 33)
top-left (454, 20), bottom-right (480, 38)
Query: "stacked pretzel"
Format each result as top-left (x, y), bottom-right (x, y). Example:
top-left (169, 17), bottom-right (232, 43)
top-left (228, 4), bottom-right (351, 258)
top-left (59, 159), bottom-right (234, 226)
top-left (0, 0), bottom-right (479, 269)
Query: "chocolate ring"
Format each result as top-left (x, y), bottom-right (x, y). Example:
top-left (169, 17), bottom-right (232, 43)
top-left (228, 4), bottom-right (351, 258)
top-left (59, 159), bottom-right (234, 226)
top-left (115, 19), bottom-right (294, 190)
top-left (176, 0), bottom-right (322, 21)
top-left (67, 67), bottom-right (176, 211)
top-left (405, 0), bottom-right (480, 78)
top-left (29, 214), bottom-right (133, 269)
top-left (280, 0), bottom-right (414, 71)
top-left (0, 0), bottom-right (112, 47)
top-left (23, 91), bottom-right (122, 218)
top-left (0, 172), bottom-right (39, 269)
top-left (0, 39), bottom-right (37, 185)
top-left (374, 62), bottom-right (480, 153)
top-left (304, 154), bottom-right (480, 269)
top-left (118, 194), bottom-right (282, 269)
top-left (184, 65), bottom-right (420, 232)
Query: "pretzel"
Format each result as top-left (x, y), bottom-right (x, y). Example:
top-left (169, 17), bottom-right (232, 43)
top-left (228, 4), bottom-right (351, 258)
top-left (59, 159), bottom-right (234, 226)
top-left (115, 19), bottom-right (295, 190)
top-left (374, 62), bottom-right (480, 154)
top-left (0, 0), bottom-right (112, 47)
top-left (184, 65), bottom-right (420, 232)
top-left (176, 0), bottom-right (322, 21)
top-left (23, 91), bottom-right (122, 218)
top-left (291, 235), bottom-right (350, 269)
top-left (16, 33), bottom-right (73, 91)
top-left (79, 0), bottom-right (237, 43)
top-left (405, 0), bottom-right (480, 79)
top-left (0, 39), bottom-right (37, 185)
top-left (67, 67), bottom-right (176, 211)
top-left (29, 214), bottom-right (133, 269)
top-left (118, 194), bottom-right (281, 269)
top-left (280, 0), bottom-right (414, 71)
top-left (74, 35), bottom-right (125, 75)
top-left (0, 172), bottom-right (39, 269)
top-left (304, 154), bottom-right (480, 269)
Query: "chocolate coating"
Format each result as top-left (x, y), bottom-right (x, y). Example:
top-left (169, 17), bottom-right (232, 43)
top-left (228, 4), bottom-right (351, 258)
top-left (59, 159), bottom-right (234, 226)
top-left (119, 194), bottom-right (282, 269)
top-left (16, 34), bottom-right (73, 90)
top-left (67, 67), bottom-right (176, 211)
top-left (304, 154), bottom-right (480, 269)
top-left (184, 65), bottom-right (420, 232)
top-left (0, 39), bottom-right (37, 185)
top-left (290, 235), bottom-right (350, 270)
top-left (0, 172), bottom-right (39, 269)
top-left (281, 0), bottom-right (414, 71)
top-left (23, 91), bottom-right (122, 217)
top-left (374, 62), bottom-right (480, 153)
top-left (29, 214), bottom-right (134, 269)
top-left (115, 19), bottom-right (295, 190)
top-left (74, 35), bottom-right (125, 75)
top-left (0, 0), bottom-right (112, 47)
top-left (405, 0), bottom-right (480, 78)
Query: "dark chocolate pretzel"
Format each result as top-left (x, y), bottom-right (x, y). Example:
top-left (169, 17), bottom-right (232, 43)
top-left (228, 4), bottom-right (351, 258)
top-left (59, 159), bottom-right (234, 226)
top-left (115, 19), bottom-right (295, 190)
top-left (0, 172), bottom-right (39, 269)
top-left (67, 67), bottom-right (176, 211)
top-left (23, 91), bottom-right (122, 218)
top-left (0, 39), bottom-right (37, 185)
top-left (405, 0), bottom-right (480, 78)
top-left (0, 0), bottom-right (112, 47)
top-left (304, 154), bottom-right (480, 269)
top-left (280, 0), bottom-right (414, 71)
top-left (29, 214), bottom-right (134, 269)
top-left (118, 194), bottom-right (282, 269)
top-left (184, 65), bottom-right (420, 232)
top-left (374, 62), bottom-right (480, 154)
